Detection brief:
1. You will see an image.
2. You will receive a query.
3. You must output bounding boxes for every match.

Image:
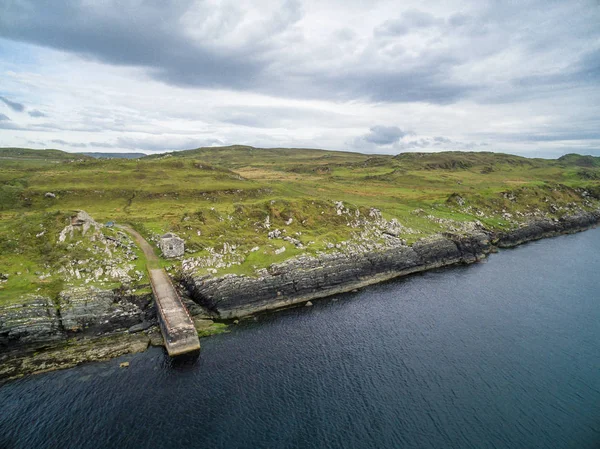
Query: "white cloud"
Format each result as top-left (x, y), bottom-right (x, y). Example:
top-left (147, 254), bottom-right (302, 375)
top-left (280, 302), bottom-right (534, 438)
top-left (0, 0), bottom-right (598, 157)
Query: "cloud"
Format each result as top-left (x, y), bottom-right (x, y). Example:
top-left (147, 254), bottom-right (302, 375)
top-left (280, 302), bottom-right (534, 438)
top-left (0, 0), bottom-right (294, 92)
top-left (362, 126), bottom-right (407, 145)
top-left (0, 113), bottom-right (10, 121)
top-left (115, 136), bottom-right (224, 152)
top-left (50, 139), bottom-right (87, 148)
top-left (0, 0), bottom-right (494, 105)
top-left (433, 136), bottom-right (452, 144)
top-left (28, 109), bottom-right (47, 117)
top-left (513, 48), bottom-right (600, 91)
top-left (214, 105), bottom-right (351, 129)
top-left (375, 10), bottom-right (441, 36)
top-left (0, 1), bottom-right (599, 157)
top-left (0, 96), bottom-right (25, 112)
top-left (88, 141), bottom-right (115, 148)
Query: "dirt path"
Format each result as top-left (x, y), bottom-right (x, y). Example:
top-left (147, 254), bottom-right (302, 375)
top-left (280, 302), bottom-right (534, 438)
top-left (118, 225), bottom-right (160, 268)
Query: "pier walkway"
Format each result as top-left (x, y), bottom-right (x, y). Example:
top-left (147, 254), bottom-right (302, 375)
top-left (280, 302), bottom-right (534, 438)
top-left (119, 225), bottom-right (200, 356)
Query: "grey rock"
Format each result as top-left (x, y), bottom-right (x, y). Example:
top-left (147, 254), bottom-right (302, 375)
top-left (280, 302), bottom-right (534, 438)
top-left (128, 321), bottom-right (153, 333)
top-left (0, 296), bottom-right (63, 345)
top-left (184, 232), bottom-right (492, 318)
top-left (183, 210), bottom-right (600, 319)
top-left (58, 287), bottom-right (152, 334)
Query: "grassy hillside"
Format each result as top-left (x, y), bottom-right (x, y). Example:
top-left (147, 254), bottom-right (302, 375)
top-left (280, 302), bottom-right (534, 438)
top-left (79, 152), bottom-right (148, 159)
top-left (0, 148), bottom-right (92, 161)
top-left (1, 145), bottom-right (599, 304)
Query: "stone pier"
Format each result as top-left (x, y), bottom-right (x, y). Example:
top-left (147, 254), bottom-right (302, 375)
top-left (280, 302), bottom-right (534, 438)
top-left (120, 225), bottom-right (200, 357)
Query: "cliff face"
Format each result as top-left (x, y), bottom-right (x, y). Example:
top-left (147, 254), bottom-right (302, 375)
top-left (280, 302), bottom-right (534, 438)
top-left (0, 297), bottom-right (63, 346)
top-left (495, 212), bottom-right (600, 247)
top-left (0, 287), bottom-right (157, 381)
top-left (184, 211), bottom-right (600, 318)
top-left (184, 232), bottom-right (493, 318)
top-left (0, 287), bottom-right (154, 350)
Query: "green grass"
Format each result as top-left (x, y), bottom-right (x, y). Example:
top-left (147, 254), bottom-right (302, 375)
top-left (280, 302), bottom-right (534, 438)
top-left (196, 322), bottom-right (229, 338)
top-left (1, 146), bottom-right (599, 303)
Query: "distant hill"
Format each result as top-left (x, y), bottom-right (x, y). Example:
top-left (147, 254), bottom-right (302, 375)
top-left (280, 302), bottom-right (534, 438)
top-left (141, 144), bottom-right (373, 169)
top-left (80, 152), bottom-right (147, 159)
top-left (0, 147), bottom-right (93, 160)
top-left (557, 153), bottom-right (600, 167)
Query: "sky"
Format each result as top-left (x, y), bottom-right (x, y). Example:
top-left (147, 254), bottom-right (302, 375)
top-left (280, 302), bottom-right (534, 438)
top-left (0, 0), bottom-right (599, 157)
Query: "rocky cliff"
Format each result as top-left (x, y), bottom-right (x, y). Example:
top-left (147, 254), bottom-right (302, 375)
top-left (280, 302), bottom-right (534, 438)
top-left (0, 287), bottom-right (154, 350)
top-left (495, 211), bottom-right (600, 247)
top-left (184, 211), bottom-right (600, 318)
top-left (0, 285), bottom-right (157, 381)
top-left (1, 210), bottom-right (598, 380)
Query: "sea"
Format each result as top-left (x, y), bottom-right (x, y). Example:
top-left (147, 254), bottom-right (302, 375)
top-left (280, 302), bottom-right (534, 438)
top-left (1, 228), bottom-right (599, 449)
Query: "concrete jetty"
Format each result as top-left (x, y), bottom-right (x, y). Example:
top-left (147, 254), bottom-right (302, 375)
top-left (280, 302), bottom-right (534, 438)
top-left (121, 225), bottom-right (200, 356)
top-left (148, 268), bottom-right (200, 356)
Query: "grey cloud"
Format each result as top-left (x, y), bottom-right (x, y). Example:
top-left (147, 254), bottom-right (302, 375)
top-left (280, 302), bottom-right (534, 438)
top-left (375, 10), bottom-right (441, 36)
top-left (51, 139), bottom-right (87, 148)
top-left (0, 0), bottom-right (481, 105)
top-left (481, 130), bottom-right (600, 143)
top-left (362, 126), bottom-right (406, 145)
top-left (0, 0), bottom-right (598, 116)
top-left (395, 137), bottom-right (487, 152)
top-left (329, 68), bottom-right (476, 104)
top-left (214, 105), bottom-right (352, 129)
top-left (115, 136), bottom-right (223, 152)
top-left (26, 140), bottom-right (46, 147)
top-left (0, 96), bottom-right (25, 112)
top-left (0, 114), bottom-right (22, 130)
top-left (447, 13), bottom-right (471, 27)
top-left (334, 28), bottom-right (356, 41)
top-left (514, 48), bottom-right (600, 90)
top-left (28, 109), bottom-right (47, 117)
top-left (434, 136), bottom-right (452, 144)
top-left (0, 0), bottom-right (292, 91)
top-left (89, 141), bottom-right (115, 148)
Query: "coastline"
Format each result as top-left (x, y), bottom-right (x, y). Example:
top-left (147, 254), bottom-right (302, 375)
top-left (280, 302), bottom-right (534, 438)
top-left (183, 211), bottom-right (600, 318)
top-left (1, 210), bottom-right (599, 381)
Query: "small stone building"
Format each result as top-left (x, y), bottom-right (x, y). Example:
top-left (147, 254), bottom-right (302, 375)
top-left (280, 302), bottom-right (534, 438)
top-left (159, 233), bottom-right (185, 258)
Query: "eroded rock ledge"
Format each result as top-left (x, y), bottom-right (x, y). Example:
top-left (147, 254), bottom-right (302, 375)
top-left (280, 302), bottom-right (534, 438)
top-left (0, 287), bottom-right (158, 381)
top-left (183, 211), bottom-right (600, 318)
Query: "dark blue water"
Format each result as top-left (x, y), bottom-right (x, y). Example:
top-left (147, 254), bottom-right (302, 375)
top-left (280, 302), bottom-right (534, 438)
top-left (2, 229), bottom-right (600, 449)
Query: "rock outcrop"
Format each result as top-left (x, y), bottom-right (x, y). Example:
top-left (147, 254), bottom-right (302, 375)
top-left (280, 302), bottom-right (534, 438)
top-left (0, 288), bottom-right (154, 350)
top-left (496, 211), bottom-right (600, 247)
top-left (184, 211), bottom-right (600, 318)
top-left (0, 296), bottom-right (63, 345)
top-left (58, 287), bottom-right (153, 333)
top-left (184, 232), bottom-right (492, 318)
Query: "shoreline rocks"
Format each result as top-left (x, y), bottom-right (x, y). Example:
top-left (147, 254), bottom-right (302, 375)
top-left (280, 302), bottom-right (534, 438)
top-left (183, 211), bottom-right (600, 319)
top-left (1, 210), bottom-right (599, 381)
top-left (0, 287), bottom-right (156, 381)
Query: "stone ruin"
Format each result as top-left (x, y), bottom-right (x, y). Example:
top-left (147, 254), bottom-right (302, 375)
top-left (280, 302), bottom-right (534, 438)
top-left (159, 233), bottom-right (185, 258)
